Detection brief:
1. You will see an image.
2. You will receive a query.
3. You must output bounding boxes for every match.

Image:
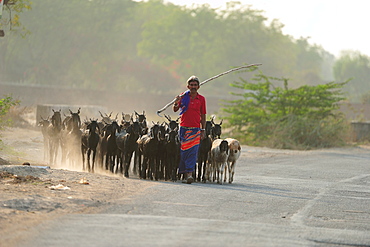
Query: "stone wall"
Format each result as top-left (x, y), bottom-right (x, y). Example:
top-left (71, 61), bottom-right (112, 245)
top-left (351, 122), bottom-right (370, 142)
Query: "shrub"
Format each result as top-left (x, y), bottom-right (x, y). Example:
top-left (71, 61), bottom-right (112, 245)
top-left (221, 71), bottom-right (349, 149)
top-left (0, 95), bottom-right (20, 129)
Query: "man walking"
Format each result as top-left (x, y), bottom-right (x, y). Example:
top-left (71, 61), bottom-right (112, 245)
top-left (173, 75), bottom-right (206, 184)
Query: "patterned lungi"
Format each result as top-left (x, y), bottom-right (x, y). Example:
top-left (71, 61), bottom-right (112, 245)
top-left (178, 126), bottom-right (201, 174)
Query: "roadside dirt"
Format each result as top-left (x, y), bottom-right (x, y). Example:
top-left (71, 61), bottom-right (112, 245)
top-left (0, 126), bottom-right (153, 247)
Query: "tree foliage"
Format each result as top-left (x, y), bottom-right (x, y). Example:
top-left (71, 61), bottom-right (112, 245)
top-left (0, 0), bottom-right (334, 97)
top-left (0, 95), bottom-right (19, 128)
top-left (0, 0), bottom-right (32, 36)
top-left (333, 51), bottom-right (370, 102)
top-left (221, 70), bottom-right (348, 149)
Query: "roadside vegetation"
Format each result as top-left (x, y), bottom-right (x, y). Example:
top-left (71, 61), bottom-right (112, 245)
top-left (0, 95), bottom-right (19, 154)
top-left (0, 95), bottom-right (19, 129)
top-left (221, 70), bottom-right (349, 149)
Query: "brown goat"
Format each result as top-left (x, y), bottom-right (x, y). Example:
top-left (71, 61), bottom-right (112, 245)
top-left (208, 139), bottom-right (229, 184)
top-left (225, 138), bottom-right (241, 184)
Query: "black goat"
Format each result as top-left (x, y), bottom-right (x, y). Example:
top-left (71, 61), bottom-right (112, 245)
top-left (164, 114), bottom-right (179, 132)
top-left (137, 123), bottom-right (161, 180)
top-left (81, 119), bottom-right (100, 172)
top-left (66, 108), bottom-right (82, 167)
top-left (116, 114), bottom-right (135, 174)
top-left (47, 109), bottom-right (62, 165)
top-left (116, 122), bottom-right (128, 174)
top-left (135, 110), bottom-right (148, 135)
top-left (99, 111), bottom-right (113, 125)
top-left (106, 120), bottom-right (120, 173)
top-left (210, 116), bottom-right (223, 140)
top-left (165, 128), bottom-right (180, 181)
top-left (98, 122), bottom-right (111, 170)
top-left (38, 116), bottom-right (50, 161)
top-left (123, 121), bottom-right (142, 177)
top-left (197, 120), bottom-right (213, 182)
top-left (60, 113), bottom-right (71, 163)
top-left (157, 123), bottom-right (167, 180)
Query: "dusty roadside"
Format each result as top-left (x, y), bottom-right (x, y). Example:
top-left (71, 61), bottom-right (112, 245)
top-left (0, 127), bottom-right (153, 247)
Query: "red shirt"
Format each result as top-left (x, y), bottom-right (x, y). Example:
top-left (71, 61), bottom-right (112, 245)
top-left (180, 93), bottom-right (206, 128)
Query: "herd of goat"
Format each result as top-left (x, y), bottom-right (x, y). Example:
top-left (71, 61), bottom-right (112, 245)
top-left (39, 108), bottom-right (241, 184)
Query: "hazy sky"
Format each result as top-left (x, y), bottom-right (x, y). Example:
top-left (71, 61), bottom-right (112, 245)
top-left (156, 0), bottom-right (369, 58)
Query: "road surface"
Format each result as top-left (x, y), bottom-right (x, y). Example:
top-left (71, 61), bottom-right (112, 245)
top-left (20, 146), bottom-right (370, 247)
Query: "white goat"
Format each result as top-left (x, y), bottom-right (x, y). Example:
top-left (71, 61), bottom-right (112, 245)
top-left (208, 139), bottom-right (229, 184)
top-left (224, 138), bottom-right (241, 184)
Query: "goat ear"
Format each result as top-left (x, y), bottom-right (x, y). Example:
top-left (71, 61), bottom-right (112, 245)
top-left (135, 111), bottom-right (139, 116)
top-left (69, 109), bottom-right (73, 114)
top-left (220, 119), bottom-right (223, 125)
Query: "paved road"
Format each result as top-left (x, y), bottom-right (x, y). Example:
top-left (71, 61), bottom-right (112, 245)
top-left (24, 146), bottom-right (370, 246)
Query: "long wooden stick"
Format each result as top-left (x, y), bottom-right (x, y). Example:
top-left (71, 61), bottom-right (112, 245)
top-left (156, 63), bottom-right (262, 116)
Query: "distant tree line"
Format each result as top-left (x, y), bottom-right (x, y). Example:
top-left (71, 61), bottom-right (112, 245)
top-left (0, 0), bottom-right (369, 101)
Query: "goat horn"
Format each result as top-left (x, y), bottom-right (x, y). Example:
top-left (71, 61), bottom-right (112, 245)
top-left (156, 63), bottom-right (261, 116)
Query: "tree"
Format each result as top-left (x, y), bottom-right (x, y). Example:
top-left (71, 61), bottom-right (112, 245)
top-left (0, 0), bottom-right (333, 98)
top-left (0, 0), bottom-right (32, 36)
top-left (221, 70), bottom-right (348, 149)
top-left (333, 51), bottom-right (370, 102)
